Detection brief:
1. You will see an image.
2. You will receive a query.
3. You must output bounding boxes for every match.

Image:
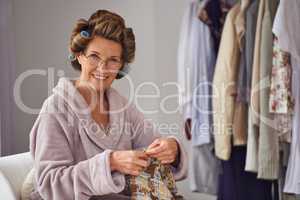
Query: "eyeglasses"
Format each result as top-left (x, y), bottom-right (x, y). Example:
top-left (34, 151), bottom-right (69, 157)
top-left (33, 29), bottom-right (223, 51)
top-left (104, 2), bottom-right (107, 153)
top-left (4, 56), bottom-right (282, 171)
top-left (83, 53), bottom-right (122, 69)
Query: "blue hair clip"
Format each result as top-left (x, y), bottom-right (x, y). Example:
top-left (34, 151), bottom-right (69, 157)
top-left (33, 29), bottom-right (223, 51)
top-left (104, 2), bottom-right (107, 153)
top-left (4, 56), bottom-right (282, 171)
top-left (80, 30), bottom-right (90, 38)
top-left (68, 53), bottom-right (76, 61)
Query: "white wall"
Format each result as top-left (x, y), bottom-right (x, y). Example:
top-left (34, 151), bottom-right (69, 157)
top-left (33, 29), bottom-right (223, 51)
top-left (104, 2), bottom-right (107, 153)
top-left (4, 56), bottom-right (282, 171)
top-left (12, 0), bottom-right (215, 199)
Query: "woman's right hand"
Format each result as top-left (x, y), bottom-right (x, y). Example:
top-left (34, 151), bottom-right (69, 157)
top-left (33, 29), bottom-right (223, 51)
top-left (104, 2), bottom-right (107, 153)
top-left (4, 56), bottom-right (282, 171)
top-left (110, 150), bottom-right (149, 176)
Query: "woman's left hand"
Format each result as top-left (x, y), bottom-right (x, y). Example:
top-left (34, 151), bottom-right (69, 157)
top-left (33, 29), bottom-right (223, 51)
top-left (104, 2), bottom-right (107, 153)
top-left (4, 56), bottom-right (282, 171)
top-left (145, 138), bottom-right (179, 164)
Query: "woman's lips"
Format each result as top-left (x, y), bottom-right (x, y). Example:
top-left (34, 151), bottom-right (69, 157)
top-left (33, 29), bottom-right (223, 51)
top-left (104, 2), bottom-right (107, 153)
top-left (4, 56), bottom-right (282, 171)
top-left (92, 73), bottom-right (109, 80)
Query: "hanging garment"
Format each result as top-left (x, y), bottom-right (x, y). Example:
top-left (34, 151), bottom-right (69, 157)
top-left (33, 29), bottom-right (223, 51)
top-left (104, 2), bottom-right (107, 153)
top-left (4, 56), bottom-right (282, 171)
top-left (277, 143), bottom-right (299, 200)
top-left (197, 0), bottom-right (231, 54)
top-left (189, 144), bottom-right (221, 195)
top-left (237, 0), bottom-right (259, 103)
top-left (245, 0), bottom-right (280, 180)
top-left (245, 0), bottom-right (266, 173)
top-left (269, 36), bottom-right (293, 143)
top-left (272, 0), bottom-right (300, 62)
top-left (178, 1), bottom-right (221, 195)
top-left (271, 0), bottom-right (300, 193)
top-left (177, 1), bottom-right (195, 120)
top-left (284, 58), bottom-right (300, 195)
top-left (269, 37), bottom-right (293, 115)
top-left (256, 0), bottom-right (280, 180)
top-left (212, 3), bottom-right (248, 161)
top-left (217, 146), bottom-right (275, 200)
top-left (234, 0), bottom-right (251, 50)
top-left (190, 2), bottom-right (216, 146)
top-left (232, 0), bottom-right (251, 147)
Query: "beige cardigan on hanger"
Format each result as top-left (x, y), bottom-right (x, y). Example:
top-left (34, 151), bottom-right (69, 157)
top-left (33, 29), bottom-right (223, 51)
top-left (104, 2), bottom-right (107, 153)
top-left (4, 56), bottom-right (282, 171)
top-left (212, 1), bottom-right (250, 161)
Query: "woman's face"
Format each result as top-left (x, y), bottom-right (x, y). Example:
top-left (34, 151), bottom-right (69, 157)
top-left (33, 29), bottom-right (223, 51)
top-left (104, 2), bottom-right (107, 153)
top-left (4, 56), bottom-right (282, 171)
top-left (77, 36), bottom-right (123, 92)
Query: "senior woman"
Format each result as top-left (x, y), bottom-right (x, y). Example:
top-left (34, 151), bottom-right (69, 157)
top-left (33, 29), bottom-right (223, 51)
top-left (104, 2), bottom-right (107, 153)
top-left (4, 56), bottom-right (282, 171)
top-left (29, 10), bottom-right (187, 200)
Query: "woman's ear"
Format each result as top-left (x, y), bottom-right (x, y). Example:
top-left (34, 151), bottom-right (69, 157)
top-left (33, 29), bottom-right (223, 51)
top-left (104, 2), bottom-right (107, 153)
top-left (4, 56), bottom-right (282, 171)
top-left (77, 53), bottom-right (84, 65)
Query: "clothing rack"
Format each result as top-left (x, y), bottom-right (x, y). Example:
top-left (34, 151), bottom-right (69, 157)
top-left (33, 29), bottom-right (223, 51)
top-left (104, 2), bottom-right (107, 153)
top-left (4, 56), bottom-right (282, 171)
top-left (177, 0), bottom-right (300, 199)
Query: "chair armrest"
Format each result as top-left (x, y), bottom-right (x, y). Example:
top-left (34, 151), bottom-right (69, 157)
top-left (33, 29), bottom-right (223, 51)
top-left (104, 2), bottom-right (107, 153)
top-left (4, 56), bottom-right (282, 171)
top-left (0, 152), bottom-right (33, 200)
top-left (0, 170), bottom-right (17, 200)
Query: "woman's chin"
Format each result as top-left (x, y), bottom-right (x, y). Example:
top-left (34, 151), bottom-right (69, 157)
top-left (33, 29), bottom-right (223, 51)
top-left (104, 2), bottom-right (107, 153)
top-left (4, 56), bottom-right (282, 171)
top-left (90, 77), bottom-right (109, 91)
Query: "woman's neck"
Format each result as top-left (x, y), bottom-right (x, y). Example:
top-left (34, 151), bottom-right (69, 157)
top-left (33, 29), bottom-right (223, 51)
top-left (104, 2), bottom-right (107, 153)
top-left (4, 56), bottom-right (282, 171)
top-left (75, 80), bottom-right (108, 113)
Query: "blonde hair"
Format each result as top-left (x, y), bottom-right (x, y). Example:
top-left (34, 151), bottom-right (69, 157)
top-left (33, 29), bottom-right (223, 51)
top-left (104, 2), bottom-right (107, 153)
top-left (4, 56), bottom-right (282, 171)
top-left (69, 10), bottom-right (135, 71)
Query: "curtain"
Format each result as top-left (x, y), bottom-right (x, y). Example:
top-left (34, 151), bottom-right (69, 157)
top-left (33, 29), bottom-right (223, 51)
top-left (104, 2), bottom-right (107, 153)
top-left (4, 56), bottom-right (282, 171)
top-left (0, 0), bottom-right (16, 156)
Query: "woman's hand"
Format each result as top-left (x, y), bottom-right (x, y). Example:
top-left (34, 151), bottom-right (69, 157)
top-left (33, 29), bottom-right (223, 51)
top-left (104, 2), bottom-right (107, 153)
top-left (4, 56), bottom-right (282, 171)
top-left (145, 138), bottom-right (179, 164)
top-left (110, 150), bottom-right (149, 176)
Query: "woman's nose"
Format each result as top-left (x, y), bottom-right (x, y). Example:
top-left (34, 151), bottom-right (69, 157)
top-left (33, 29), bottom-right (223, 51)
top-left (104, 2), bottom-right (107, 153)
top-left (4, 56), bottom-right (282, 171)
top-left (97, 59), bottom-right (107, 69)
top-left (95, 61), bottom-right (109, 72)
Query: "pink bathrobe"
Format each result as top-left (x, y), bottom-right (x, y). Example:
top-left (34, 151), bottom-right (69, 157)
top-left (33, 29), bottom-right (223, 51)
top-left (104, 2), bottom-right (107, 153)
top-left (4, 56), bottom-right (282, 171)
top-left (29, 77), bottom-right (188, 200)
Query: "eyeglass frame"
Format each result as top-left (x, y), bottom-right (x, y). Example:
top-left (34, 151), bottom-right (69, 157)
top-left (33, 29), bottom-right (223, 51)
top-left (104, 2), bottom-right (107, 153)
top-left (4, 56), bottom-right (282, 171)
top-left (82, 52), bottom-right (123, 70)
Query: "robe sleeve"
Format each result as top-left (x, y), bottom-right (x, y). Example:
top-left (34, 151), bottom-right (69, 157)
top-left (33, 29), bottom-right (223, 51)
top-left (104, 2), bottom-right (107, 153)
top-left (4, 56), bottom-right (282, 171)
top-left (30, 113), bottom-right (125, 200)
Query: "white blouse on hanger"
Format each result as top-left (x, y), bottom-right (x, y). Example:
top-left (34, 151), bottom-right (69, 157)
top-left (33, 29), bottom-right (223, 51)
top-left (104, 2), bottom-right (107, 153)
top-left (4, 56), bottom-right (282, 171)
top-left (272, 0), bottom-right (300, 195)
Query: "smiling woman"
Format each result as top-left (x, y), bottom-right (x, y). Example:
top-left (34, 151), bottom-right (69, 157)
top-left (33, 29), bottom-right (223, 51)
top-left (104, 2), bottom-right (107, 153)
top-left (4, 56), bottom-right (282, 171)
top-left (70, 10), bottom-right (135, 64)
top-left (69, 10), bottom-right (135, 90)
top-left (28, 9), bottom-right (188, 200)
top-left (77, 37), bottom-right (123, 91)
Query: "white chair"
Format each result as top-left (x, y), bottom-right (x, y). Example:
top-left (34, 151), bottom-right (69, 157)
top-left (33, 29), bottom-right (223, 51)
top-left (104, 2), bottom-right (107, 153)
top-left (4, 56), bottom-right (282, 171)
top-left (0, 152), bottom-right (33, 200)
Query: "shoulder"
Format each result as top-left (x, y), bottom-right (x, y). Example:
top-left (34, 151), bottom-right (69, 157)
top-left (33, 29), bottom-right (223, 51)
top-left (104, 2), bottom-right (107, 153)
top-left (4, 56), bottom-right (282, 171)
top-left (40, 93), bottom-right (67, 114)
top-left (30, 95), bottom-right (77, 152)
top-left (38, 93), bottom-right (77, 128)
top-left (40, 94), bottom-right (64, 114)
